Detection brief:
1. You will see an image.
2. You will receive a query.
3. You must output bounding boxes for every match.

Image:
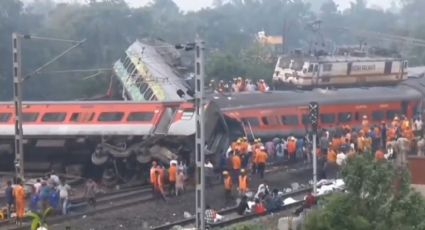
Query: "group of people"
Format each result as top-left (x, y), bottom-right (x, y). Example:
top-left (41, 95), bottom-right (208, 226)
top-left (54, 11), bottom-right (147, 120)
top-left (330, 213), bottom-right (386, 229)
top-left (2, 171), bottom-right (99, 226)
top-left (149, 160), bottom-right (187, 201)
top-left (209, 77), bottom-right (270, 93)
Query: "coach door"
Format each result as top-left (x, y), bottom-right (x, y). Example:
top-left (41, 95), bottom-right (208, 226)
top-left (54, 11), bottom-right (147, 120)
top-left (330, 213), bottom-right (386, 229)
top-left (384, 61), bottom-right (393, 74)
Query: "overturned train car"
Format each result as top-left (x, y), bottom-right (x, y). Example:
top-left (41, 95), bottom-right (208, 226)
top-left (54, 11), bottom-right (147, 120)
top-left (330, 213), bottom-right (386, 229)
top-left (0, 100), bottom-right (229, 181)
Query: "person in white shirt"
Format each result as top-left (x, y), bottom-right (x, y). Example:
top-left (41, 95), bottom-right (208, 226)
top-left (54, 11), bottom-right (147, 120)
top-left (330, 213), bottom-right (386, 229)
top-left (33, 179), bottom-right (42, 194)
top-left (57, 181), bottom-right (71, 215)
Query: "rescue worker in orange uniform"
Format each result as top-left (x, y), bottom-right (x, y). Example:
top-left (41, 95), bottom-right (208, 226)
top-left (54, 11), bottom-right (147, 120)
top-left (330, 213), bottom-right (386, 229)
top-left (287, 137), bottom-right (296, 162)
top-left (155, 170), bottom-right (166, 201)
top-left (150, 161), bottom-right (159, 195)
top-left (168, 162), bottom-right (177, 196)
top-left (223, 171), bottom-right (233, 201)
top-left (327, 149), bottom-right (337, 164)
top-left (401, 115), bottom-right (410, 131)
top-left (13, 178), bottom-right (25, 226)
top-left (255, 146), bottom-right (268, 179)
top-left (241, 137), bottom-right (250, 168)
top-left (238, 169), bottom-right (249, 195)
top-left (232, 153), bottom-right (242, 182)
top-left (251, 139), bottom-right (262, 174)
top-left (361, 115), bottom-right (370, 134)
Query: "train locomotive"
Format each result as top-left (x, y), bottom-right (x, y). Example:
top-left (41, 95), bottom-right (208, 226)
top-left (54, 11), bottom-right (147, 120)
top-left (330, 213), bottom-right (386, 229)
top-left (273, 52), bottom-right (408, 89)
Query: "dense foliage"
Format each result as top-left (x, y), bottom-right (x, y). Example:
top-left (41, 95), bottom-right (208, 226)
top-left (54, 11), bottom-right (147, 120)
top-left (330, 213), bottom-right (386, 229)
top-left (304, 155), bottom-right (425, 230)
top-left (0, 0), bottom-right (425, 100)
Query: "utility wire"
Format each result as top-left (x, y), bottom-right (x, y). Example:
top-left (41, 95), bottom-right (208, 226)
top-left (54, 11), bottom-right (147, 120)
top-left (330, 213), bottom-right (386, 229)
top-left (24, 39), bottom-right (86, 81)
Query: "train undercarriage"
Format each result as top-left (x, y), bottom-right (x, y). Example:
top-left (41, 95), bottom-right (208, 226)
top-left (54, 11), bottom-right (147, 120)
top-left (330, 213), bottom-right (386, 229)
top-left (0, 134), bottom-right (208, 185)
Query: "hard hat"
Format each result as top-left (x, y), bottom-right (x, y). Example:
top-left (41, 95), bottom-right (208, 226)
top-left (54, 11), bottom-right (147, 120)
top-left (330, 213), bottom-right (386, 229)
top-left (257, 138), bottom-right (262, 142)
top-left (237, 139), bottom-right (241, 143)
top-left (222, 171), bottom-right (229, 175)
top-left (394, 116), bottom-right (399, 120)
top-left (243, 137), bottom-right (247, 140)
top-left (362, 115), bottom-right (367, 119)
top-left (260, 146), bottom-right (265, 150)
top-left (240, 169), bottom-right (245, 173)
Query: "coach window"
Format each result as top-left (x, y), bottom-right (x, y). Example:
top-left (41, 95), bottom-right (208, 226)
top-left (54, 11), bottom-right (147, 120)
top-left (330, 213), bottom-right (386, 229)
top-left (241, 117), bottom-right (259, 127)
top-left (323, 64), bottom-right (333, 72)
top-left (308, 64), bottom-right (314, 73)
top-left (386, 110), bottom-right (401, 120)
top-left (181, 109), bottom-right (195, 120)
top-left (261, 117), bottom-right (269, 125)
top-left (98, 112), bottom-right (124, 122)
top-left (281, 115), bottom-right (299, 126)
top-left (127, 112), bottom-right (154, 122)
top-left (0, 113), bottom-right (11, 122)
top-left (320, 113), bottom-right (336, 124)
top-left (22, 113), bottom-right (39, 122)
top-left (338, 112), bottom-right (352, 123)
top-left (144, 88), bottom-right (154, 100)
top-left (302, 114), bottom-right (311, 125)
top-left (42, 112), bottom-right (66, 122)
top-left (70, 112), bottom-right (95, 122)
top-left (140, 83), bottom-right (149, 94)
top-left (372, 111), bottom-right (385, 121)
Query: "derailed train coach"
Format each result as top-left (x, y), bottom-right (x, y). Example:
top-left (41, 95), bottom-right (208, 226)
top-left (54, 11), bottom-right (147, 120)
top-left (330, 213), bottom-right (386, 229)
top-left (210, 84), bottom-right (423, 139)
top-left (0, 100), bottom-right (229, 182)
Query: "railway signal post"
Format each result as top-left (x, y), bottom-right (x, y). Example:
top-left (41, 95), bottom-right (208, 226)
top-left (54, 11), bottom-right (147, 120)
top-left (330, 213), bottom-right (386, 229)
top-left (194, 37), bottom-right (206, 230)
top-left (309, 102), bottom-right (319, 195)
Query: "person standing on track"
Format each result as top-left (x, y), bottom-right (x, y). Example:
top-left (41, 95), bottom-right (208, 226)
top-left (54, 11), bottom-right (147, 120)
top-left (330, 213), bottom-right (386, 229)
top-left (168, 161), bottom-right (177, 196)
top-left (238, 169), bottom-right (249, 195)
top-left (85, 179), bottom-right (97, 208)
top-left (13, 178), bottom-right (25, 227)
top-left (155, 170), bottom-right (167, 201)
top-left (255, 146), bottom-right (268, 179)
top-left (231, 152), bottom-right (241, 183)
top-left (223, 171), bottom-right (233, 201)
top-left (5, 180), bottom-right (14, 221)
top-left (150, 161), bottom-right (159, 196)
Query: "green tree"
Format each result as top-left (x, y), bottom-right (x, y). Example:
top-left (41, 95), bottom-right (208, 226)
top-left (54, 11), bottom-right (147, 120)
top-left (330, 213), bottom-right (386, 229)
top-left (304, 155), bottom-right (425, 230)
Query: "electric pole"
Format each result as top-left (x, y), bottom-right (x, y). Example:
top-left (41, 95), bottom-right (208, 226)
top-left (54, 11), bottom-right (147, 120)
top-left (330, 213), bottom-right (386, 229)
top-left (11, 33), bottom-right (85, 181)
top-left (194, 37), bottom-right (206, 230)
top-left (309, 102), bottom-right (319, 195)
top-left (12, 33), bottom-right (24, 181)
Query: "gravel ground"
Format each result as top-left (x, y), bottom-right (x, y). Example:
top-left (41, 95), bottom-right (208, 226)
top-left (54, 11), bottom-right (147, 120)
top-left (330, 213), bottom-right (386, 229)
top-left (50, 163), bottom-right (312, 230)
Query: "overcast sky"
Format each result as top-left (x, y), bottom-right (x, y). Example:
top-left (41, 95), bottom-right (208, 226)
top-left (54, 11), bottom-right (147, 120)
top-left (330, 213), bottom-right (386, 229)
top-left (27, 0), bottom-right (396, 11)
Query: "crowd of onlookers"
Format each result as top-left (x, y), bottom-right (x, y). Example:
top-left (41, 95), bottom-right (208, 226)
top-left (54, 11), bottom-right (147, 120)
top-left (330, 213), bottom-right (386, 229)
top-left (2, 171), bottom-right (99, 225)
top-left (209, 77), bottom-right (270, 93)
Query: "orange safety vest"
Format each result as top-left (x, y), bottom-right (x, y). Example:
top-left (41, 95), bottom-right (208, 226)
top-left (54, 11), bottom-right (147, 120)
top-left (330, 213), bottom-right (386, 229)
top-left (331, 138), bottom-right (341, 151)
top-left (255, 151), bottom-right (268, 164)
top-left (239, 175), bottom-right (248, 192)
top-left (150, 166), bottom-right (158, 184)
top-left (169, 165), bottom-right (177, 182)
top-left (232, 155), bottom-right (241, 170)
top-left (224, 176), bottom-right (232, 190)
top-left (287, 141), bottom-right (296, 154)
top-left (327, 150), bottom-right (337, 163)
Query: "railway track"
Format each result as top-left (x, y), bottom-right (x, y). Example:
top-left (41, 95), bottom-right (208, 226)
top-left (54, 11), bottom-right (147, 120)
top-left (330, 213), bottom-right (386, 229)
top-left (151, 187), bottom-right (312, 230)
top-left (0, 184), bottom-right (154, 230)
top-left (1, 161), bottom-right (312, 229)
